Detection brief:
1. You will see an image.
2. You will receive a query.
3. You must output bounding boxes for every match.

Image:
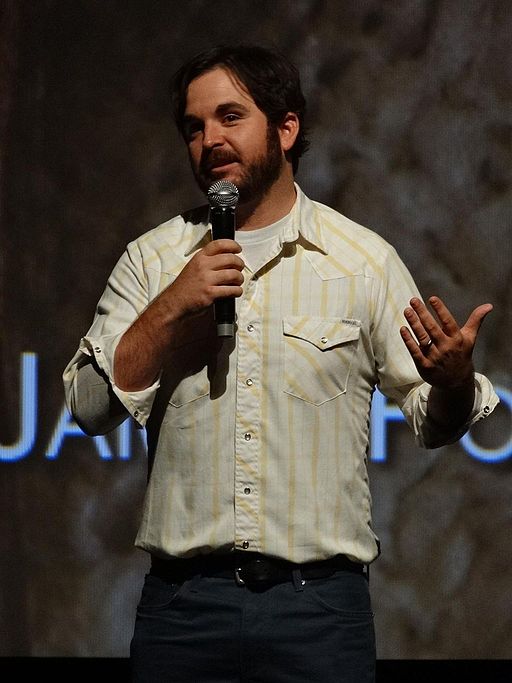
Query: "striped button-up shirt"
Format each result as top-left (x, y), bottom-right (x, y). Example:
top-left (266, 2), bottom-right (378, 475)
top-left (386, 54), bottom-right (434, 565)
top-left (63, 186), bottom-right (498, 564)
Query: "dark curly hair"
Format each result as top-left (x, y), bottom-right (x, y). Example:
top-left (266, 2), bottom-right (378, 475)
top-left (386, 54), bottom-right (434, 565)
top-left (170, 44), bottom-right (309, 174)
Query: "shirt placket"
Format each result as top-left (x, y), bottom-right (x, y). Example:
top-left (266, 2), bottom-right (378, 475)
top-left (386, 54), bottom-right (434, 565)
top-left (234, 272), bottom-right (262, 552)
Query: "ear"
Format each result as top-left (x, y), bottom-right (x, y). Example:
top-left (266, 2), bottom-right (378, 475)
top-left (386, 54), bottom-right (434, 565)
top-left (278, 112), bottom-right (300, 153)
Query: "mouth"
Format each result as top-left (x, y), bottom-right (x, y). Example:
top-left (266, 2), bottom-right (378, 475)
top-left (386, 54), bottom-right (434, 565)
top-left (202, 155), bottom-right (240, 175)
top-left (208, 161), bottom-right (238, 174)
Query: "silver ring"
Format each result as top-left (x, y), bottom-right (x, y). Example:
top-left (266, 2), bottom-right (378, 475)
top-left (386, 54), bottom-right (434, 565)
top-left (422, 338), bottom-right (433, 351)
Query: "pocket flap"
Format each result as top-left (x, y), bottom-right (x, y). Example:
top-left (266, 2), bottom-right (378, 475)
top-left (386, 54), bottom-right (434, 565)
top-left (282, 316), bottom-right (361, 350)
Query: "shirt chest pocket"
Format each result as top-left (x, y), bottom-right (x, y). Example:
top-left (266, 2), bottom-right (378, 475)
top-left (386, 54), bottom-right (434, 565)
top-left (168, 366), bottom-right (210, 408)
top-left (282, 316), bottom-right (361, 405)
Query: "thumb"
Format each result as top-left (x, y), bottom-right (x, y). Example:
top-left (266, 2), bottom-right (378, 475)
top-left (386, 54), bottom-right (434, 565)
top-left (462, 303), bottom-right (493, 340)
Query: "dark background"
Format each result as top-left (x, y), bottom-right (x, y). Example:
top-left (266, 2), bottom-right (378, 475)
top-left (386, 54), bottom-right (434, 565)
top-left (1, 0), bottom-right (511, 677)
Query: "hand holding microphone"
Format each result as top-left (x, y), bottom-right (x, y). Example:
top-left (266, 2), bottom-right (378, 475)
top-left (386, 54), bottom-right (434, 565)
top-left (207, 180), bottom-right (240, 337)
top-left (147, 180), bottom-right (242, 335)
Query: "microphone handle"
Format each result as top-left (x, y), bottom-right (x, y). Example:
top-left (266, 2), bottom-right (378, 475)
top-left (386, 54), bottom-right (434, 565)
top-left (211, 205), bottom-right (236, 337)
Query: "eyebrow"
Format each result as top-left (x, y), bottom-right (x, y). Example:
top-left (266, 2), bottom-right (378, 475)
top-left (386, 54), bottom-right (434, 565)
top-left (215, 101), bottom-right (251, 115)
top-left (184, 101), bottom-right (251, 123)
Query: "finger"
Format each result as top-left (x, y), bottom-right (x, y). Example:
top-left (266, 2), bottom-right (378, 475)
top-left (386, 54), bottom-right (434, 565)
top-left (210, 253), bottom-right (245, 271)
top-left (400, 325), bottom-right (433, 364)
top-left (211, 269), bottom-right (244, 287)
top-left (404, 299), bottom-right (437, 347)
top-left (211, 284), bottom-right (244, 299)
top-left (427, 296), bottom-right (460, 336)
top-left (408, 298), bottom-right (440, 336)
top-left (205, 239), bottom-right (242, 255)
top-left (462, 303), bottom-right (493, 340)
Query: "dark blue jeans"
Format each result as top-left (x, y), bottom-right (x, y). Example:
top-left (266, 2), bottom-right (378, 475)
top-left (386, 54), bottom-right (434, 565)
top-left (130, 567), bottom-right (375, 682)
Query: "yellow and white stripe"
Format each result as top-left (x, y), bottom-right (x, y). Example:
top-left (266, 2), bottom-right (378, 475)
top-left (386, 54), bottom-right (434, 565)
top-left (63, 186), bottom-right (498, 564)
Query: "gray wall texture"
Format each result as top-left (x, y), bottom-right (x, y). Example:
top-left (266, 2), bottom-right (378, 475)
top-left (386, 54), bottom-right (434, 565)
top-left (0, 0), bottom-right (510, 659)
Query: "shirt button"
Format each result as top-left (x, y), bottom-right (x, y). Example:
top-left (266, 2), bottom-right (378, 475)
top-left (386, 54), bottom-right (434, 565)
top-left (320, 337), bottom-right (328, 344)
top-left (246, 378), bottom-right (253, 386)
top-left (247, 324), bottom-right (254, 332)
top-left (244, 433), bottom-right (252, 441)
top-left (483, 405), bottom-right (490, 414)
top-left (242, 540), bottom-right (250, 549)
top-left (134, 410), bottom-right (139, 418)
top-left (244, 487), bottom-right (251, 495)
top-left (94, 347), bottom-right (101, 353)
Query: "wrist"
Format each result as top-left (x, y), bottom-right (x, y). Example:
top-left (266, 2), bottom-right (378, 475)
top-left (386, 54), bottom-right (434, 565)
top-left (442, 368), bottom-right (475, 393)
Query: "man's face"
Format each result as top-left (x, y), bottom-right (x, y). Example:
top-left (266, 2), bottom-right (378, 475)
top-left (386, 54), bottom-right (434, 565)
top-left (183, 67), bottom-right (285, 204)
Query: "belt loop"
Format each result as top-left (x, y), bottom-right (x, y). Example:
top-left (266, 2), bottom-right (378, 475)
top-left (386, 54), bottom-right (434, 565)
top-left (292, 568), bottom-right (305, 592)
top-left (235, 567), bottom-right (245, 586)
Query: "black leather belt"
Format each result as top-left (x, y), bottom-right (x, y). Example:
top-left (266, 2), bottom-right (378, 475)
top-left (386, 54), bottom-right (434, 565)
top-left (150, 552), bottom-right (364, 588)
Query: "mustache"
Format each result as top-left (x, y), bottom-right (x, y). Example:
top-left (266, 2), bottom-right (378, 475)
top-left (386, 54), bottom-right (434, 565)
top-left (199, 150), bottom-right (240, 174)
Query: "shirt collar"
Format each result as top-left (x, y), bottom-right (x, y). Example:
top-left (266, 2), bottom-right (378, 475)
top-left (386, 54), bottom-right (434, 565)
top-left (183, 209), bottom-right (211, 257)
top-left (183, 183), bottom-right (330, 257)
top-left (282, 183), bottom-right (329, 255)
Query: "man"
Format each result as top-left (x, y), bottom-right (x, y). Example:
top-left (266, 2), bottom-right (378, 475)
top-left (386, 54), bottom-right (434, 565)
top-left (63, 45), bottom-right (498, 682)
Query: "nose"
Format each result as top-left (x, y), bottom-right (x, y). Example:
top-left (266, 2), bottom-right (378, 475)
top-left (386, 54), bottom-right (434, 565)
top-left (203, 120), bottom-right (224, 149)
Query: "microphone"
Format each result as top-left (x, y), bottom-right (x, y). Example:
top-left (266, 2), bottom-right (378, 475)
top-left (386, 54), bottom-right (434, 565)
top-left (207, 180), bottom-right (240, 337)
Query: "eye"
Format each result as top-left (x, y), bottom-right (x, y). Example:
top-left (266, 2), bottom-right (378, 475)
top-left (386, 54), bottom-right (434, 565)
top-left (183, 119), bottom-right (203, 141)
top-left (223, 113), bottom-right (240, 124)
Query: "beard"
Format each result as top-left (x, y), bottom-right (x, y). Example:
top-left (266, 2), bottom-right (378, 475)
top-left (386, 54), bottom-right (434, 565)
top-left (192, 124), bottom-right (284, 205)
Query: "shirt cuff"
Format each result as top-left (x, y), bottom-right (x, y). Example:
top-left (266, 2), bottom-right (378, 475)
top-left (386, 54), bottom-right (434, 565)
top-left (404, 372), bottom-right (499, 449)
top-left (80, 334), bottom-right (160, 427)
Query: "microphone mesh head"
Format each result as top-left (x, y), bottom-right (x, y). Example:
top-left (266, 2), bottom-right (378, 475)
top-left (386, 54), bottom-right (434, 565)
top-left (207, 180), bottom-right (239, 208)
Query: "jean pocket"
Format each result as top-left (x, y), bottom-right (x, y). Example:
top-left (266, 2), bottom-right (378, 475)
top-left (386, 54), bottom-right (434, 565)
top-left (304, 572), bottom-right (374, 618)
top-left (283, 316), bottom-right (361, 405)
top-left (136, 573), bottom-right (191, 613)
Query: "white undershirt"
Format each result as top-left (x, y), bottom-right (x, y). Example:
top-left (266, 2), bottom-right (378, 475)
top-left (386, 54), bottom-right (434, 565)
top-left (235, 211), bottom-right (293, 273)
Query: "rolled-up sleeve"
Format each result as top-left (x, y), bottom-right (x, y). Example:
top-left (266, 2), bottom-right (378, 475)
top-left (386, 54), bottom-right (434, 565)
top-left (371, 243), bottom-right (499, 449)
top-left (396, 373), bottom-right (499, 449)
top-left (63, 240), bottom-right (161, 435)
